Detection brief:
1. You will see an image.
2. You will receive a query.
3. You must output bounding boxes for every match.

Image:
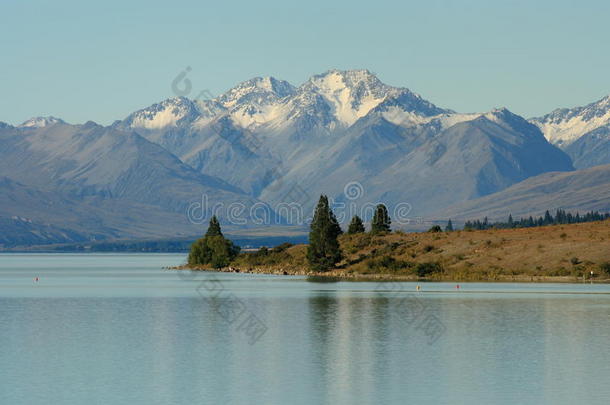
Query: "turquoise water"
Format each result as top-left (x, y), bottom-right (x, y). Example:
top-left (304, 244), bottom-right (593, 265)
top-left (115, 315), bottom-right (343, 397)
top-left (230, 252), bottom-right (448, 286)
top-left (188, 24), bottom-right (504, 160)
top-left (1, 254), bottom-right (609, 405)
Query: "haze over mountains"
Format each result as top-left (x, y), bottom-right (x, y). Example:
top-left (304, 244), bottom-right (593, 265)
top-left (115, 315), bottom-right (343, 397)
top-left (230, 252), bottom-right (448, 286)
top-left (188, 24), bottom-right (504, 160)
top-left (1, 69), bottom-right (609, 246)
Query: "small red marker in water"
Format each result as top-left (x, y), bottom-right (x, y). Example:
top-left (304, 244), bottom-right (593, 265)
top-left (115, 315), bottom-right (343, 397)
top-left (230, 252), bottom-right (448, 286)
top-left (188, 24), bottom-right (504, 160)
top-left (456, 284), bottom-right (460, 290)
top-left (35, 277), bottom-right (39, 282)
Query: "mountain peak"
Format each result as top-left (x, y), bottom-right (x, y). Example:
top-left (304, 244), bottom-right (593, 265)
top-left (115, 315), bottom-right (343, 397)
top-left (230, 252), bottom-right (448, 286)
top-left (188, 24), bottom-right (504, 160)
top-left (306, 69), bottom-right (384, 91)
top-left (485, 107), bottom-right (518, 121)
top-left (315, 68), bottom-right (377, 79)
top-left (218, 76), bottom-right (295, 109)
top-left (481, 107), bottom-right (541, 135)
top-left (296, 69), bottom-right (398, 126)
top-left (19, 116), bottom-right (65, 128)
top-left (530, 94), bottom-right (610, 146)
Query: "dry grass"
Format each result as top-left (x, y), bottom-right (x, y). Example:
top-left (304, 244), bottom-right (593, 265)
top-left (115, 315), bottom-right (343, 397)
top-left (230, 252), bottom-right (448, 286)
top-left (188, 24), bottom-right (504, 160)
top-left (190, 220), bottom-right (610, 281)
top-left (331, 220), bottom-right (610, 281)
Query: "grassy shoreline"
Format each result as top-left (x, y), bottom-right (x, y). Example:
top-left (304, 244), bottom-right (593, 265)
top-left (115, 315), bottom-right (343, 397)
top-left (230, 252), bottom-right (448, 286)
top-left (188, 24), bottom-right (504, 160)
top-left (175, 220), bottom-right (610, 283)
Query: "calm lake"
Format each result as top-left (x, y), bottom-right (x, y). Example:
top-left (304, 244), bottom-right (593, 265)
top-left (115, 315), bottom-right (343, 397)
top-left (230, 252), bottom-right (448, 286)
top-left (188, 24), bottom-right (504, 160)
top-left (1, 253), bottom-right (609, 405)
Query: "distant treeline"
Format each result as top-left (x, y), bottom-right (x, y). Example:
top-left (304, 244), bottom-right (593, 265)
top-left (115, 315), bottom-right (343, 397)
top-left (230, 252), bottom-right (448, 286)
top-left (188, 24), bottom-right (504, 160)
top-left (463, 210), bottom-right (610, 231)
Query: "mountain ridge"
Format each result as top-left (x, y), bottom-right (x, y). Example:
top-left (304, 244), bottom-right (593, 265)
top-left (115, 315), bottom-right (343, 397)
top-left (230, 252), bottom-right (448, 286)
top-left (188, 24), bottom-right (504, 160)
top-left (3, 69), bottom-right (608, 246)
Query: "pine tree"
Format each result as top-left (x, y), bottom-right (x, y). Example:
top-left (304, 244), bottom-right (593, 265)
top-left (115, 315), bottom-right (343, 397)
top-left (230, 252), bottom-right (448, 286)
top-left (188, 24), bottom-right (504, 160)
top-left (544, 210), bottom-right (553, 225)
top-left (307, 195), bottom-right (342, 271)
top-left (205, 215), bottom-right (222, 237)
top-left (371, 204), bottom-right (391, 234)
top-left (508, 214), bottom-right (514, 228)
top-left (347, 215), bottom-right (365, 234)
top-left (445, 219), bottom-right (454, 232)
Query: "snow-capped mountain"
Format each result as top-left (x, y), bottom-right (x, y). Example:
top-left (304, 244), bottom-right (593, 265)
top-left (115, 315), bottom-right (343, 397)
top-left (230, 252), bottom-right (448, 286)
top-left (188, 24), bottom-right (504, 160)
top-left (217, 76), bottom-right (295, 109)
top-left (121, 97), bottom-right (207, 130)
top-left (19, 116), bottom-right (65, 128)
top-left (119, 70), bottom-right (461, 196)
top-left (124, 69), bottom-right (452, 135)
top-left (531, 95), bottom-right (610, 168)
top-left (297, 69), bottom-right (443, 126)
top-left (530, 95), bottom-right (610, 146)
top-left (119, 69), bottom-right (573, 217)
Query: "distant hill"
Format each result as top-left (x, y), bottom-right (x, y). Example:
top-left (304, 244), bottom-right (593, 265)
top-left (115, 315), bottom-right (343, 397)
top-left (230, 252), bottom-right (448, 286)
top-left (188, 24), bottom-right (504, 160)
top-left (438, 164), bottom-right (610, 221)
top-left (0, 122), bottom-right (271, 246)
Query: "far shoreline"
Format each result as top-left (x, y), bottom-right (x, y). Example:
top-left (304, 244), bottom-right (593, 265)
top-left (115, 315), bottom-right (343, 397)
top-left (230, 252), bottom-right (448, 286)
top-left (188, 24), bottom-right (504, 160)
top-left (167, 265), bottom-right (610, 284)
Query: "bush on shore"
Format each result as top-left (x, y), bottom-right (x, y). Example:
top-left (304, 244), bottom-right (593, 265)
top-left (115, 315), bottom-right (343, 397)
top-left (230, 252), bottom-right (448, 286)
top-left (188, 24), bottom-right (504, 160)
top-left (188, 216), bottom-right (240, 268)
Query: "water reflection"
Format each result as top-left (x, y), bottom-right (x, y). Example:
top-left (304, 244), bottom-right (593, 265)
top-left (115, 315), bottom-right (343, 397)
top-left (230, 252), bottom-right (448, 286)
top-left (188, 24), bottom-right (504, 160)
top-left (1, 255), bottom-right (610, 404)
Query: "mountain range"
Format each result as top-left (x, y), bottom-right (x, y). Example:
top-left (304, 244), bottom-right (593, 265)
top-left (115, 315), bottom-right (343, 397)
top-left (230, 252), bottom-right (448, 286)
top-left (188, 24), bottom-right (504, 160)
top-left (1, 69), bottom-right (609, 246)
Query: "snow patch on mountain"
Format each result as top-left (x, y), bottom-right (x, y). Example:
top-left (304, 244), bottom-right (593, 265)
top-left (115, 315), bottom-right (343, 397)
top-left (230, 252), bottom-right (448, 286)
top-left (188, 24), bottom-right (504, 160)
top-left (19, 116), bottom-right (65, 128)
top-left (382, 107), bottom-right (481, 129)
top-left (301, 69), bottom-right (391, 126)
top-left (218, 77), bottom-right (295, 109)
top-left (126, 97), bottom-right (201, 129)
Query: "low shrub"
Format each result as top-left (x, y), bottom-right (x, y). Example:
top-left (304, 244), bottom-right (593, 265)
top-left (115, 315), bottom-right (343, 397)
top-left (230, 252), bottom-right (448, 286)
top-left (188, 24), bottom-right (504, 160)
top-left (416, 262), bottom-right (443, 277)
top-left (366, 255), bottom-right (413, 272)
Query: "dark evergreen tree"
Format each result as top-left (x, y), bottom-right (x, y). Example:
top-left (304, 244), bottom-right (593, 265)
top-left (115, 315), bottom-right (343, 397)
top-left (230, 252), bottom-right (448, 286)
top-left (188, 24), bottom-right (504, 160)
top-left (329, 203), bottom-right (343, 238)
top-left (307, 195), bottom-right (342, 271)
top-left (371, 204), bottom-right (391, 234)
top-left (347, 215), bottom-right (365, 234)
top-left (445, 219), bottom-right (454, 232)
top-left (508, 214), bottom-right (514, 228)
top-left (543, 210), bottom-right (553, 225)
top-left (205, 215), bottom-right (223, 237)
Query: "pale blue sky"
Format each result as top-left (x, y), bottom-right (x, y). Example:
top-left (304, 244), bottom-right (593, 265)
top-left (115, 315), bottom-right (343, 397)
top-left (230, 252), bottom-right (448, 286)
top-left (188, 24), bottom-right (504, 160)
top-left (1, 0), bottom-right (609, 125)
